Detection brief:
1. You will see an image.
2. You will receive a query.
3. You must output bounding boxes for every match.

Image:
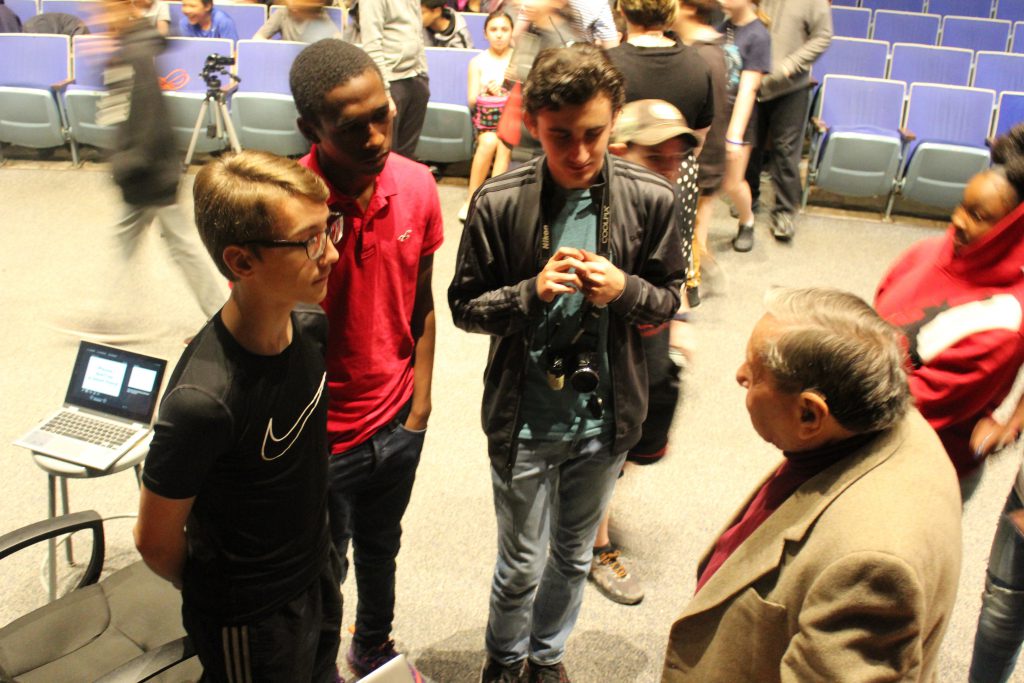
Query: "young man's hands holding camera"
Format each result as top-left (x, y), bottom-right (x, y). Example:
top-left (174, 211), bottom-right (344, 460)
top-left (536, 247), bottom-right (625, 305)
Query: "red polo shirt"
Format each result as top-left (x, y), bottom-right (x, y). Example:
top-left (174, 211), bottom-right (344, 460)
top-left (300, 148), bottom-right (444, 454)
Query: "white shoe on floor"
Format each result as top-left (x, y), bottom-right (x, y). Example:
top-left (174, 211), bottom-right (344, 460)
top-left (458, 202), bottom-right (469, 223)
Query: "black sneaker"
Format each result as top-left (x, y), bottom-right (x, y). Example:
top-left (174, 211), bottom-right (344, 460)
top-left (525, 661), bottom-right (571, 683)
top-left (732, 222), bottom-right (755, 252)
top-left (348, 639), bottom-right (421, 679)
top-left (770, 212), bottom-right (796, 241)
top-left (481, 657), bottom-right (525, 683)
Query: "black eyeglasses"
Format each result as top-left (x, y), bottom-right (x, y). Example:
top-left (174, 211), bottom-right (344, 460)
top-left (241, 212), bottom-right (344, 260)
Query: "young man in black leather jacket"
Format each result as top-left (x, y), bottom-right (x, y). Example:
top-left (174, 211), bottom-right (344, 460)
top-left (449, 43), bottom-right (686, 683)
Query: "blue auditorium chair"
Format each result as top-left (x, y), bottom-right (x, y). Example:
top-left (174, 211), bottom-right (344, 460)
top-left (927, 0), bottom-right (994, 18)
top-left (889, 83), bottom-right (996, 216)
top-left (155, 36), bottom-right (234, 154)
top-left (804, 75), bottom-right (907, 212)
top-left (809, 37), bottom-right (889, 119)
top-left (462, 11), bottom-right (487, 48)
top-left (995, 91), bottom-right (1024, 136)
top-left (64, 34), bottom-right (119, 154)
top-left (225, 3), bottom-right (270, 40)
top-left (972, 51), bottom-right (1024, 95)
top-left (6, 0), bottom-right (38, 23)
top-left (230, 39), bottom-right (309, 156)
top-left (831, 0), bottom-right (859, 6)
top-left (0, 33), bottom-right (77, 162)
top-left (872, 10), bottom-right (941, 46)
top-left (888, 43), bottom-right (972, 87)
top-left (997, 0), bottom-right (1024, 22)
top-left (940, 16), bottom-right (1011, 52)
top-left (862, 0), bottom-right (925, 12)
top-left (416, 47), bottom-right (480, 164)
top-left (1013, 21), bottom-right (1024, 51)
top-left (810, 37), bottom-right (889, 86)
top-left (832, 6), bottom-right (871, 38)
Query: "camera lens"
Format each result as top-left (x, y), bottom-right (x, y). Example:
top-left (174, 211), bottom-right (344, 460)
top-left (570, 353), bottom-right (599, 393)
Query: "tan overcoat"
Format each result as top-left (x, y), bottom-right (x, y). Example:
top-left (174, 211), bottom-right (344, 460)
top-left (662, 409), bottom-right (962, 683)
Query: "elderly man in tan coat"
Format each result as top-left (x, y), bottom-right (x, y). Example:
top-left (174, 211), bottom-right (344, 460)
top-left (662, 287), bottom-right (962, 683)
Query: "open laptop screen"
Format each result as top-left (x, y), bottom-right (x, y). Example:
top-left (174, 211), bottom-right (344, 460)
top-left (64, 342), bottom-right (168, 424)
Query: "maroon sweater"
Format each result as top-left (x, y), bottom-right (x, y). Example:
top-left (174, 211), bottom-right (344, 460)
top-left (696, 432), bottom-right (877, 593)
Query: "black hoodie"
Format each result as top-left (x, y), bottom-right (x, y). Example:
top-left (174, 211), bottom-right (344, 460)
top-left (110, 20), bottom-right (180, 207)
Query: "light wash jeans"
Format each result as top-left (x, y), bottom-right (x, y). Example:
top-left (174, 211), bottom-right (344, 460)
top-left (970, 486), bottom-right (1024, 683)
top-left (486, 434), bottom-right (626, 667)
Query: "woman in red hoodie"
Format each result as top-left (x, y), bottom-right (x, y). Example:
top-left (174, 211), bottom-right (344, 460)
top-left (875, 125), bottom-right (1024, 492)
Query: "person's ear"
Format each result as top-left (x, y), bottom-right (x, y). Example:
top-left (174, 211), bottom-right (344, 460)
top-left (296, 117), bottom-right (319, 144)
top-left (524, 110), bottom-right (539, 140)
top-left (222, 245), bottom-right (258, 281)
top-left (795, 390), bottom-right (829, 440)
top-left (608, 142), bottom-right (628, 157)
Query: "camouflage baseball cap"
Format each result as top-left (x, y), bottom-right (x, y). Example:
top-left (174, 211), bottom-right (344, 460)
top-left (613, 99), bottom-right (698, 147)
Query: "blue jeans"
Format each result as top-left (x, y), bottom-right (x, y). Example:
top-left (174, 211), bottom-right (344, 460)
top-left (486, 435), bottom-right (627, 666)
top-left (970, 487), bottom-right (1024, 683)
top-left (327, 401), bottom-right (424, 648)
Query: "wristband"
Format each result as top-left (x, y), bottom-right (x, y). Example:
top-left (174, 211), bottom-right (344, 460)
top-left (672, 312), bottom-right (690, 322)
top-left (725, 138), bottom-right (748, 146)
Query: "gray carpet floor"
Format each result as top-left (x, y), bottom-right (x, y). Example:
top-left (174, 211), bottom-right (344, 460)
top-left (1, 161), bottom-right (1021, 682)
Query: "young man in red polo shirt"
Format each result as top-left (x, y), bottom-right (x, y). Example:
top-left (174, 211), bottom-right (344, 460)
top-left (290, 39), bottom-right (442, 678)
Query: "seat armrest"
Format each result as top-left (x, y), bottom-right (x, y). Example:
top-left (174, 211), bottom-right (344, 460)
top-left (51, 78), bottom-right (74, 94)
top-left (899, 127), bottom-right (917, 143)
top-left (0, 511), bottom-right (105, 588)
top-left (94, 637), bottom-right (196, 683)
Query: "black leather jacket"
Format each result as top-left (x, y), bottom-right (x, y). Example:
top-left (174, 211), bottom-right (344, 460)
top-left (448, 154), bottom-right (686, 481)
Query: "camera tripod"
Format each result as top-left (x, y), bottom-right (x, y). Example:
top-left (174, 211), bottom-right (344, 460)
top-left (183, 83), bottom-right (242, 168)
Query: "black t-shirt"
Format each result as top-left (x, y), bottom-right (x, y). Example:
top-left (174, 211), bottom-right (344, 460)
top-left (143, 307), bottom-right (331, 623)
top-left (607, 40), bottom-right (715, 131)
top-left (720, 18), bottom-right (771, 102)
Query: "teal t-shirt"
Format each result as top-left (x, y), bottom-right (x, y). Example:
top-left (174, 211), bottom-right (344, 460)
top-left (517, 188), bottom-right (613, 442)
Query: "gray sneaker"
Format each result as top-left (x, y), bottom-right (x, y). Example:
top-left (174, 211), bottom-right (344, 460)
top-left (770, 212), bottom-right (796, 241)
top-left (732, 222), bottom-right (755, 252)
top-left (589, 547), bottom-right (644, 605)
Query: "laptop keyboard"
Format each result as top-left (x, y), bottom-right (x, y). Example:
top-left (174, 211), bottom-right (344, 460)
top-left (40, 412), bottom-right (137, 448)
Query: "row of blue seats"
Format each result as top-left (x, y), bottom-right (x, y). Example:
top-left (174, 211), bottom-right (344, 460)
top-left (804, 74), bottom-right (1024, 217)
top-left (832, 0), bottom-right (1023, 21)
top-left (834, 7), bottom-right (1024, 52)
top-left (4, 0), bottom-right (496, 47)
top-left (812, 38), bottom-right (1024, 96)
top-left (0, 34), bottom-right (482, 165)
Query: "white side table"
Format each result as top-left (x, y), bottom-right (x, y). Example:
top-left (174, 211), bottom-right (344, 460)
top-left (31, 434), bottom-right (152, 601)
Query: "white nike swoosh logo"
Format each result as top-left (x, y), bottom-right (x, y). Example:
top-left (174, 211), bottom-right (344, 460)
top-left (260, 372), bottom-right (326, 461)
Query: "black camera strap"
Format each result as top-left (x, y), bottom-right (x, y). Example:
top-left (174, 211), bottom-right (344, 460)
top-left (540, 177), bottom-right (611, 263)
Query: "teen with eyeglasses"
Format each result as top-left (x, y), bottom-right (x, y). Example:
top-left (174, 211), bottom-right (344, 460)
top-left (134, 150), bottom-right (344, 683)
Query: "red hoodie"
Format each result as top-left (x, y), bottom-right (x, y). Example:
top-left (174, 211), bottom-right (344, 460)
top-left (876, 202), bottom-right (1024, 477)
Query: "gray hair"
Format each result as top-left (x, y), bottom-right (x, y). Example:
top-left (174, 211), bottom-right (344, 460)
top-left (758, 287), bottom-right (910, 434)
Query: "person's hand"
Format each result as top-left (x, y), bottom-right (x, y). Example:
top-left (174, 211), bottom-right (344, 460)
top-left (971, 415), bottom-right (1023, 460)
top-left (536, 247), bottom-right (585, 303)
top-left (668, 319), bottom-right (696, 369)
top-left (577, 250), bottom-right (626, 306)
top-left (484, 80), bottom-right (503, 96)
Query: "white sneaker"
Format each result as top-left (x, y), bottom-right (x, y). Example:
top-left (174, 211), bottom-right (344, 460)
top-left (458, 202), bottom-right (469, 223)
